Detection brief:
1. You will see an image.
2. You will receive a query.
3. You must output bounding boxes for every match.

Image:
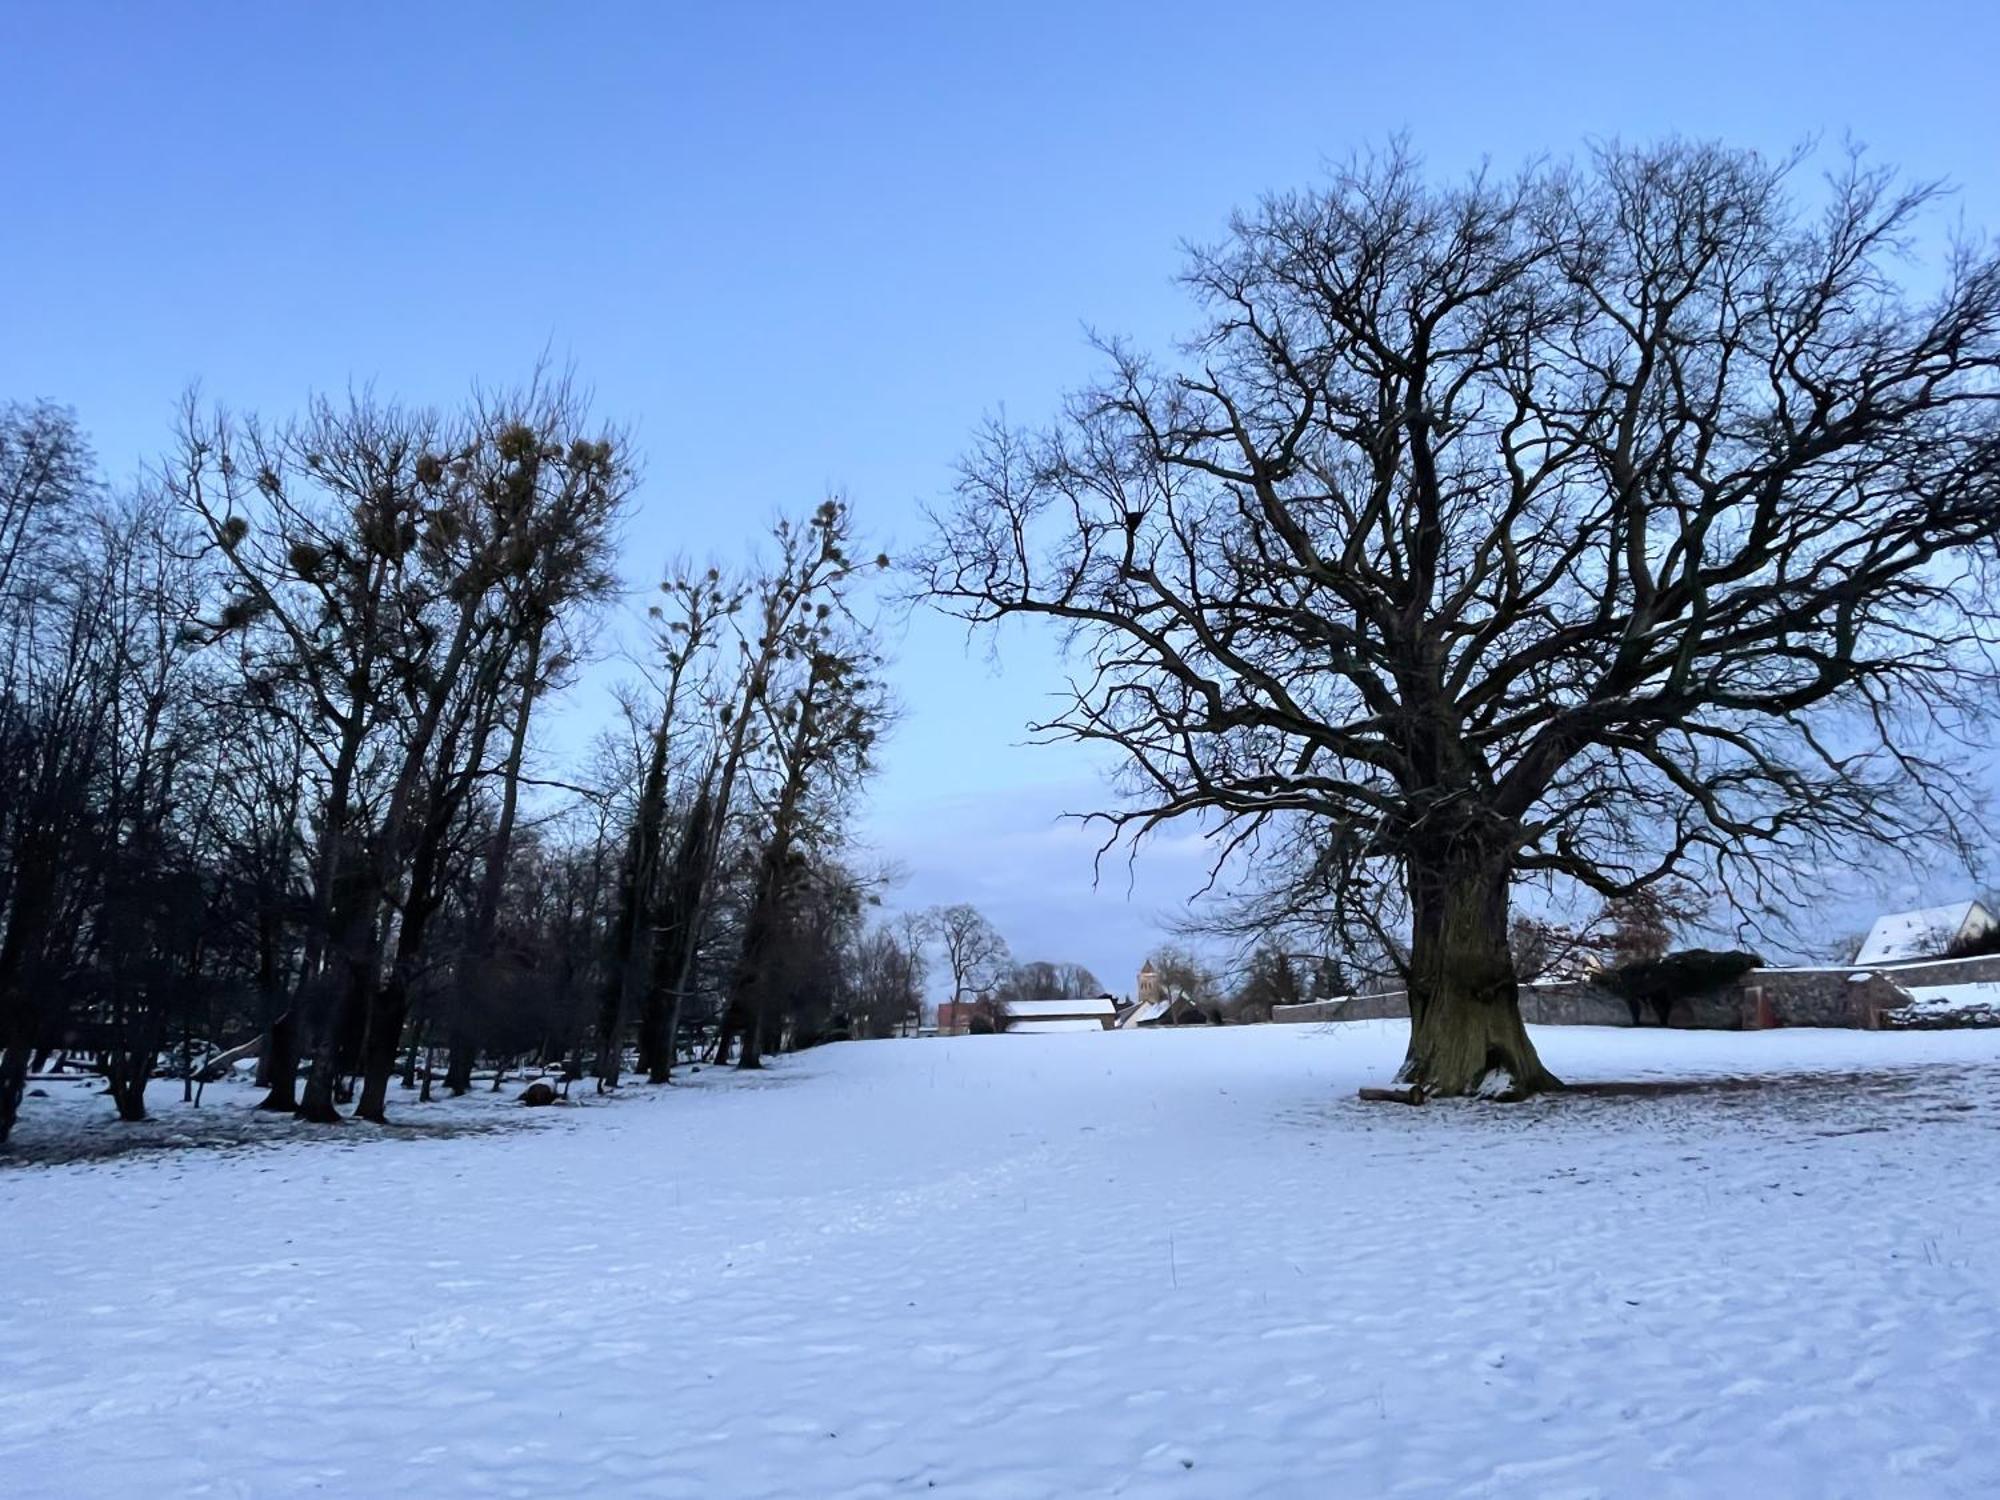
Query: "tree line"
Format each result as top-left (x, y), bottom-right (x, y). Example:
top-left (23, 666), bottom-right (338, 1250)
top-left (13, 136), bottom-right (1996, 1124)
top-left (0, 378), bottom-right (920, 1144)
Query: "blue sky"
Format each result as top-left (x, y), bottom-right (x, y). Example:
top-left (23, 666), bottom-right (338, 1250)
top-left (5, 1), bottom-right (1997, 985)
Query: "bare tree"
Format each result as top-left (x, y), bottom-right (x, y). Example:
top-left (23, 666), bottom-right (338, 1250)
top-left (1599, 886), bottom-right (1700, 971)
top-left (588, 569), bottom-right (729, 1088)
top-left (174, 377), bottom-right (630, 1121)
top-left (852, 919), bottom-right (928, 1038)
top-left (1226, 945), bottom-right (1306, 1022)
top-left (726, 621), bottom-right (888, 1069)
top-left (648, 501), bottom-right (886, 1077)
top-left (995, 959), bottom-right (1104, 1002)
top-left (926, 903), bottom-right (1010, 1008)
top-left (921, 141), bottom-right (2000, 1097)
top-left (1142, 945), bottom-right (1221, 1010)
top-left (0, 405), bottom-right (109, 1141)
top-left (0, 384), bottom-right (903, 1143)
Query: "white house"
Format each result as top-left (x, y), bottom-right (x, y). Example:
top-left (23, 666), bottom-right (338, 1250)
top-left (1853, 900), bottom-right (1998, 966)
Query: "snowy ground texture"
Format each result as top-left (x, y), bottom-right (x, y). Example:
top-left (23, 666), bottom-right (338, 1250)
top-left (6, 1022), bottom-right (2000, 1499)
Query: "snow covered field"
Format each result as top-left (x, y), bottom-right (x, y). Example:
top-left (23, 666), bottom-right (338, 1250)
top-left (5, 1022), bottom-right (2000, 1499)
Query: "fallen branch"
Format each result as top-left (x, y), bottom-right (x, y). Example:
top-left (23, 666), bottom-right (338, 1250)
top-left (1357, 1085), bottom-right (1425, 1106)
top-left (196, 1034), bottom-right (264, 1082)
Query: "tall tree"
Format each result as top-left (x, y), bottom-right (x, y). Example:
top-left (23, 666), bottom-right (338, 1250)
top-left (926, 903), bottom-right (1010, 1007)
top-left (643, 500), bottom-right (884, 1082)
top-left (995, 960), bottom-right (1104, 1002)
top-left (726, 641), bottom-right (884, 1069)
top-left (0, 405), bottom-right (108, 1142)
top-left (599, 568), bottom-right (732, 1086)
top-left (174, 377), bottom-right (629, 1121)
top-left (921, 141), bottom-right (2000, 1097)
top-left (852, 919), bottom-right (928, 1038)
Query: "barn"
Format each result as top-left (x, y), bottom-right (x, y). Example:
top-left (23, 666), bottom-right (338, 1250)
top-left (1004, 997), bottom-right (1118, 1033)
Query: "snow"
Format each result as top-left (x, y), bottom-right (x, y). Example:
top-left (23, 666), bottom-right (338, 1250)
top-left (1854, 900), bottom-right (1989, 965)
top-left (1121, 998), bottom-right (1171, 1027)
top-left (1005, 997), bottom-right (1116, 1019)
top-left (7, 1024), bottom-right (2000, 1497)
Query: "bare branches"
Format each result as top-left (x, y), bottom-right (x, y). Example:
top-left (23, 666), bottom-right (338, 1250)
top-left (918, 138), bottom-right (2000, 962)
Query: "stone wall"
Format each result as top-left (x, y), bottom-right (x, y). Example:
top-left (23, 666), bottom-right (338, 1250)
top-left (1273, 982), bottom-right (1629, 1027)
top-left (1268, 951), bottom-right (2000, 1032)
top-left (1734, 952), bottom-right (2000, 1029)
top-left (1521, 983), bottom-right (1632, 1027)
top-left (1270, 990), bottom-right (1408, 1024)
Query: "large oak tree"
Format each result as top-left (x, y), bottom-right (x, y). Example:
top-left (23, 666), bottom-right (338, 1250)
top-left (920, 142), bottom-right (2000, 1098)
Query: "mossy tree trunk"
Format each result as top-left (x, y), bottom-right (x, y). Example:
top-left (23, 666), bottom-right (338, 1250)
top-left (1397, 845), bottom-right (1558, 1100)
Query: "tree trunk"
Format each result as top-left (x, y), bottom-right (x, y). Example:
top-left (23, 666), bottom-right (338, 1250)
top-left (0, 867), bottom-right (58, 1145)
top-left (0, 1042), bottom-right (29, 1147)
top-left (606, 693), bottom-right (676, 1085)
top-left (107, 1052), bottom-right (151, 1121)
top-left (296, 1036), bottom-right (344, 1122)
top-left (352, 996), bottom-right (406, 1123)
top-left (355, 843), bottom-right (448, 1122)
top-left (643, 784), bottom-right (714, 1083)
top-left (449, 628), bottom-right (542, 1094)
top-left (252, 907), bottom-right (282, 1091)
top-left (297, 950), bottom-right (367, 1125)
top-left (444, 1027), bottom-right (475, 1095)
top-left (256, 1006), bottom-right (299, 1111)
top-left (1396, 849), bottom-right (1558, 1100)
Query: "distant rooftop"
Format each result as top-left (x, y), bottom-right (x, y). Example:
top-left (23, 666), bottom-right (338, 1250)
top-left (1006, 997), bottom-right (1117, 1019)
top-left (1854, 900), bottom-right (1993, 966)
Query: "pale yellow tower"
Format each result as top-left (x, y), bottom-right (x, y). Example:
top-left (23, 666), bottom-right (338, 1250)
top-left (1136, 959), bottom-right (1161, 1006)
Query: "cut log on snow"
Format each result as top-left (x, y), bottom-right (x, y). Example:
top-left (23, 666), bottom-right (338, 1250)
top-left (1357, 1085), bottom-right (1425, 1106)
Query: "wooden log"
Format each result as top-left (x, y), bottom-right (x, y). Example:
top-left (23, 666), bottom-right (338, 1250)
top-left (1357, 1085), bottom-right (1425, 1106)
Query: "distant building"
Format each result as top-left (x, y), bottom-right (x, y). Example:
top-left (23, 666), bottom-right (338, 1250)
top-left (937, 995), bottom-right (1121, 1035)
top-left (935, 1001), bottom-right (980, 1036)
top-left (1136, 960), bottom-right (1162, 1006)
top-left (1004, 996), bottom-right (1117, 1032)
top-left (1118, 958), bottom-right (1214, 1028)
top-left (1116, 993), bottom-right (1211, 1029)
top-left (1854, 900), bottom-right (1998, 966)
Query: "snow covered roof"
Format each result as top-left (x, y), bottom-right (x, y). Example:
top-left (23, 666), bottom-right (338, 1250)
top-left (1008, 1018), bottom-right (1107, 1034)
top-left (1119, 998), bottom-right (1170, 1028)
top-left (1854, 901), bottom-right (1992, 965)
top-left (1005, 997), bottom-right (1117, 1019)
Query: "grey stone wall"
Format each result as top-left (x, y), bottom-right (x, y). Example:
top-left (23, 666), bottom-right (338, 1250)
top-left (1521, 983), bottom-right (1632, 1026)
top-left (1268, 952), bottom-right (2000, 1031)
top-left (1271, 990), bottom-right (1409, 1024)
top-left (1739, 952), bottom-right (2000, 1029)
top-left (1273, 982), bottom-right (1629, 1027)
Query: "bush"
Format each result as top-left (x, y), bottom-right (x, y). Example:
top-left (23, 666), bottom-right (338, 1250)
top-left (1946, 924), bottom-right (2000, 959)
top-left (1602, 949), bottom-right (1763, 1026)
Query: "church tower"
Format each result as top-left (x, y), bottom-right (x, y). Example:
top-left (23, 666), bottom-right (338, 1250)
top-left (1136, 959), bottom-right (1161, 1006)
